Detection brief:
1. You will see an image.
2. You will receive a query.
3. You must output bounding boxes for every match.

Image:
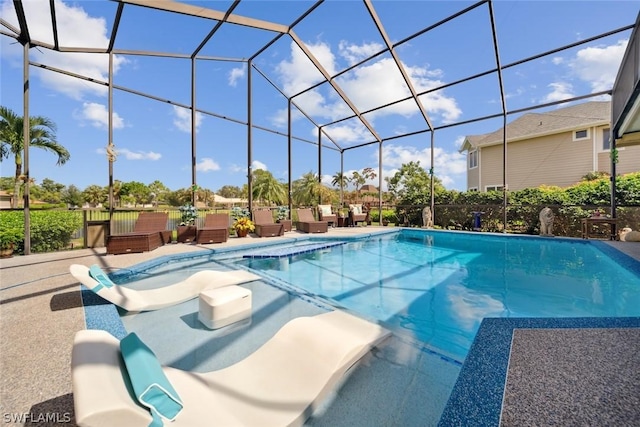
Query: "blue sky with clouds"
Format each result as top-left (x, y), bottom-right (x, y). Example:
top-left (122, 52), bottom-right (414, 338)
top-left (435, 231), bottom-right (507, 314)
top-left (1, 0), bottom-right (637, 193)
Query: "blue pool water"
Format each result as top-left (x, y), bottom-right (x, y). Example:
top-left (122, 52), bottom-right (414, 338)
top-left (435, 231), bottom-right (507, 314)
top-left (229, 230), bottom-right (640, 360)
top-left (104, 229), bottom-right (640, 425)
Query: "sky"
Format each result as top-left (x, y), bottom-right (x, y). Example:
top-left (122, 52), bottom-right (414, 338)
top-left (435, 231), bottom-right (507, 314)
top-left (1, 0), bottom-right (637, 194)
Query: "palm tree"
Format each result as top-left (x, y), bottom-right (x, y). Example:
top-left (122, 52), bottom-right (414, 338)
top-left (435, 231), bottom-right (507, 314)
top-left (82, 185), bottom-right (107, 207)
top-left (331, 171), bottom-right (350, 207)
top-left (292, 171), bottom-right (319, 206)
top-left (252, 169), bottom-right (287, 206)
top-left (0, 106), bottom-right (70, 208)
top-left (331, 172), bottom-right (350, 190)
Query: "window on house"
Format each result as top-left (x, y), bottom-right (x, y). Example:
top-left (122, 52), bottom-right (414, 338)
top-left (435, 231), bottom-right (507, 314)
top-left (469, 150), bottom-right (478, 169)
top-left (469, 187), bottom-right (478, 192)
top-left (485, 185), bottom-right (504, 192)
top-left (573, 129), bottom-right (589, 140)
top-left (602, 128), bottom-right (610, 150)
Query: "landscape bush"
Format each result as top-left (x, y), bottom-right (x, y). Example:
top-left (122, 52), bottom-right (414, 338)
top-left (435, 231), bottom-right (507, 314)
top-left (0, 210), bottom-right (83, 254)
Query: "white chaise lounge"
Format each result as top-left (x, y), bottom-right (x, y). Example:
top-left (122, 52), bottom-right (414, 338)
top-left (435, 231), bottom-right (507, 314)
top-left (71, 310), bottom-right (390, 427)
top-left (70, 264), bottom-right (261, 312)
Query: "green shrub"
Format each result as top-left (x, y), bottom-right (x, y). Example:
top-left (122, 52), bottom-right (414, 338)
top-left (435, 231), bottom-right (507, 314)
top-left (0, 210), bottom-right (83, 254)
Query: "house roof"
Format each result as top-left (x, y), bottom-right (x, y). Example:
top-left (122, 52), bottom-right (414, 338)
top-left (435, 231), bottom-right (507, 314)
top-left (359, 184), bottom-right (378, 193)
top-left (460, 101), bottom-right (611, 152)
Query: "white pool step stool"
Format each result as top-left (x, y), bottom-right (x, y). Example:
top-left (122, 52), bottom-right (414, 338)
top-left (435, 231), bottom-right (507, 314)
top-left (198, 285), bottom-right (252, 329)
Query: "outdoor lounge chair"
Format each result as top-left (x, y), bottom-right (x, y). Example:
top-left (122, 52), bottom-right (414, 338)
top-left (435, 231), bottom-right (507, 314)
top-left (295, 208), bottom-right (328, 233)
top-left (106, 212), bottom-right (172, 255)
top-left (253, 209), bottom-right (284, 237)
top-left (318, 204), bottom-right (337, 227)
top-left (348, 204), bottom-right (367, 227)
top-left (69, 264), bottom-right (261, 312)
top-left (196, 213), bottom-right (229, 244)
top-left (71, 310), bottom-right (391, 427)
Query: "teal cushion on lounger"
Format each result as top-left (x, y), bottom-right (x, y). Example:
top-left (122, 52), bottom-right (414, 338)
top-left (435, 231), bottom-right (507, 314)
top-left (120, 333), bottom-right (183, 425)
top-left (88, 264), bottom-right (116, 292)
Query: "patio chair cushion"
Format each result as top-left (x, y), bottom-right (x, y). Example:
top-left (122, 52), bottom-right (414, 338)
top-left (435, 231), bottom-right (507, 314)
top-left (319, 205), bottom-right (333, 215)
top-left (349, 204), bottom-right (363, 215)
top-left (88, 265), bottom-right (116, 291)
top-left (120, 332), bottom-right (183, 422)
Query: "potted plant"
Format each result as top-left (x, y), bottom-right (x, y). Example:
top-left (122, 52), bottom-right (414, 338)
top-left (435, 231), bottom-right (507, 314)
top-left (0, 228), bottom-right (22, 258)
top-left (382, 210), bottom-right (397, 226)
top-left (177, 204), bottom-right (198, 242)
top-left (233, 217), bottom-right (255, 237)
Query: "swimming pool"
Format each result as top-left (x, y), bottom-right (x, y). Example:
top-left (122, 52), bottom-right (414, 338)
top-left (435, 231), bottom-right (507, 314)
top-left (226, 229), bottom-right (640, 360)
top-left (104, 229), bottom-right (640, 425)
top-left (114, 229), bottom-right (640, 362)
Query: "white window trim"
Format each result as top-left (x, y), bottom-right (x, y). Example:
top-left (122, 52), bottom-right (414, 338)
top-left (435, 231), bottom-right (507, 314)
top-left (573, 128), bottom-right (590, 141)
top-left (600, 128), bottom-right (611, 152)
top-left (469, 149), bottom-right (478, 169)
top-left (485, 185), bottom-right (504, 192)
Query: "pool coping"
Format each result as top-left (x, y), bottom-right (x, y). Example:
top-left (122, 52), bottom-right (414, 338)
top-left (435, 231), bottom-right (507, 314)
top-left (438, 316), bottom-right (640, 426)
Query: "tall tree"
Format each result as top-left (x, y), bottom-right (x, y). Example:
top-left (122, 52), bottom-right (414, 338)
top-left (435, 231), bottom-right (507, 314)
top-left (252, 169), bottom-right (286, 206)
top-left (0, 106), bottom-right (70, 207)
top-left (61, 184), bottom-right (83, 208)
top-left (148, 180), bottom-right (170, 206)
top-left (83, 185), bottom-right (107, 207)
top-left (385, 161), bottom-right (445, 205)
top-left (331, 172), bottom-right (350, 207)
top-left (217, 185), bottom-right (242, 198)
top-left (292, 171), bottom-right (333, 206)
top-left (120, 181), bottom-right (151, 207)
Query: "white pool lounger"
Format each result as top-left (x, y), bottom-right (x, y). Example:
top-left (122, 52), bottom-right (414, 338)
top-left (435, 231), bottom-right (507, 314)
top-left (70, 264), bottom-right (261, 312)
top-left (71, 310), bottom-right (391, 427)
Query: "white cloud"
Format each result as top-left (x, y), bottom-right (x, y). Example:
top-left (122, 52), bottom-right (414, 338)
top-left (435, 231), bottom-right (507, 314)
top-left (74, 102), bottom-right (124, 129)
top-left (570, 39), bottom-right (628, 92)
top-left (379, 143), bottom-right (466, 189)
top-left (1, 0), bottom-right (128, 100)
top-left (323, 121), bottom-right (374, 144)
top-left (276, 41), bottom-right (330, 96)
top-left (196, 157), bottom-right (220, 172)
top-left (97, 147), bottom-right (161, 161)
top-left (228, 66), bottom-right (245, 87)
top-left (172, 106), bottom-right (203, 133)
top-left (542, 82), bottom-right (574, 103)
top-left (338, 40), bottom-right (384, 65)
top-left (274, 40), bottom-right (461, 140)
top-left (251, 160), bottom-right (267, 171)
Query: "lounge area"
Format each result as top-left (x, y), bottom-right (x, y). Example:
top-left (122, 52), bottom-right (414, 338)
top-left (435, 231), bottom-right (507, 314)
top-left (294, 208), bottom-right (328, 234)
top-left (106, 212), bottom-right (172, 255)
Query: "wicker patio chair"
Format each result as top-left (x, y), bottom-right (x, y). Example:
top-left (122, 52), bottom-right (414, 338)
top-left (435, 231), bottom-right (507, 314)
top-left (348, 204), bottom-right (367, 227)
top-left (196, 213), bottom-right (229, 244)
top-left (294, 208), bottom-right (328, 233)
top-left (106, 212), bottom-right (171, 255)
top-left (317, 205), bottom-right (337, 227)
top-left (253, 209), bottom-right (284, 237)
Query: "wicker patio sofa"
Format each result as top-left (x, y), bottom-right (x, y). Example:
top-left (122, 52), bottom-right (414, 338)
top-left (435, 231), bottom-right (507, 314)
top-left (106, 212), bottom-right (171, 255)
top-left (196, 213), bottom-right (229, 244)
top-left (294, 208), bottom-right (328, 233)
top-left (253, 209), bottom-right (284, 237)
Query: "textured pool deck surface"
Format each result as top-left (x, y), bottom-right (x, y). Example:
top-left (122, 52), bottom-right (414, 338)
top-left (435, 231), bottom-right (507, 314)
top-left (1, 229), bottom-right (639, 426)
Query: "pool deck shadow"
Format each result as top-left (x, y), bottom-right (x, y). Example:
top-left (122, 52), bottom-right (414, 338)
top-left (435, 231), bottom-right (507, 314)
top-left (1, 229), bottom-right (639, 426)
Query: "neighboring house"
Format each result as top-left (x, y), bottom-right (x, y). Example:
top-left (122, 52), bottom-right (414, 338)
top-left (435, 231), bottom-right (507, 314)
top-left (459, 101), bottom-right (640, 192)
top-left (0, 191), bottom-right (13, 209)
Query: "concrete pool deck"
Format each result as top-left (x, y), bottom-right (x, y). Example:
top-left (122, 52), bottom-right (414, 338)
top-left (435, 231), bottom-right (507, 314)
top-left (1, 229), bottom-right (639, 426)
